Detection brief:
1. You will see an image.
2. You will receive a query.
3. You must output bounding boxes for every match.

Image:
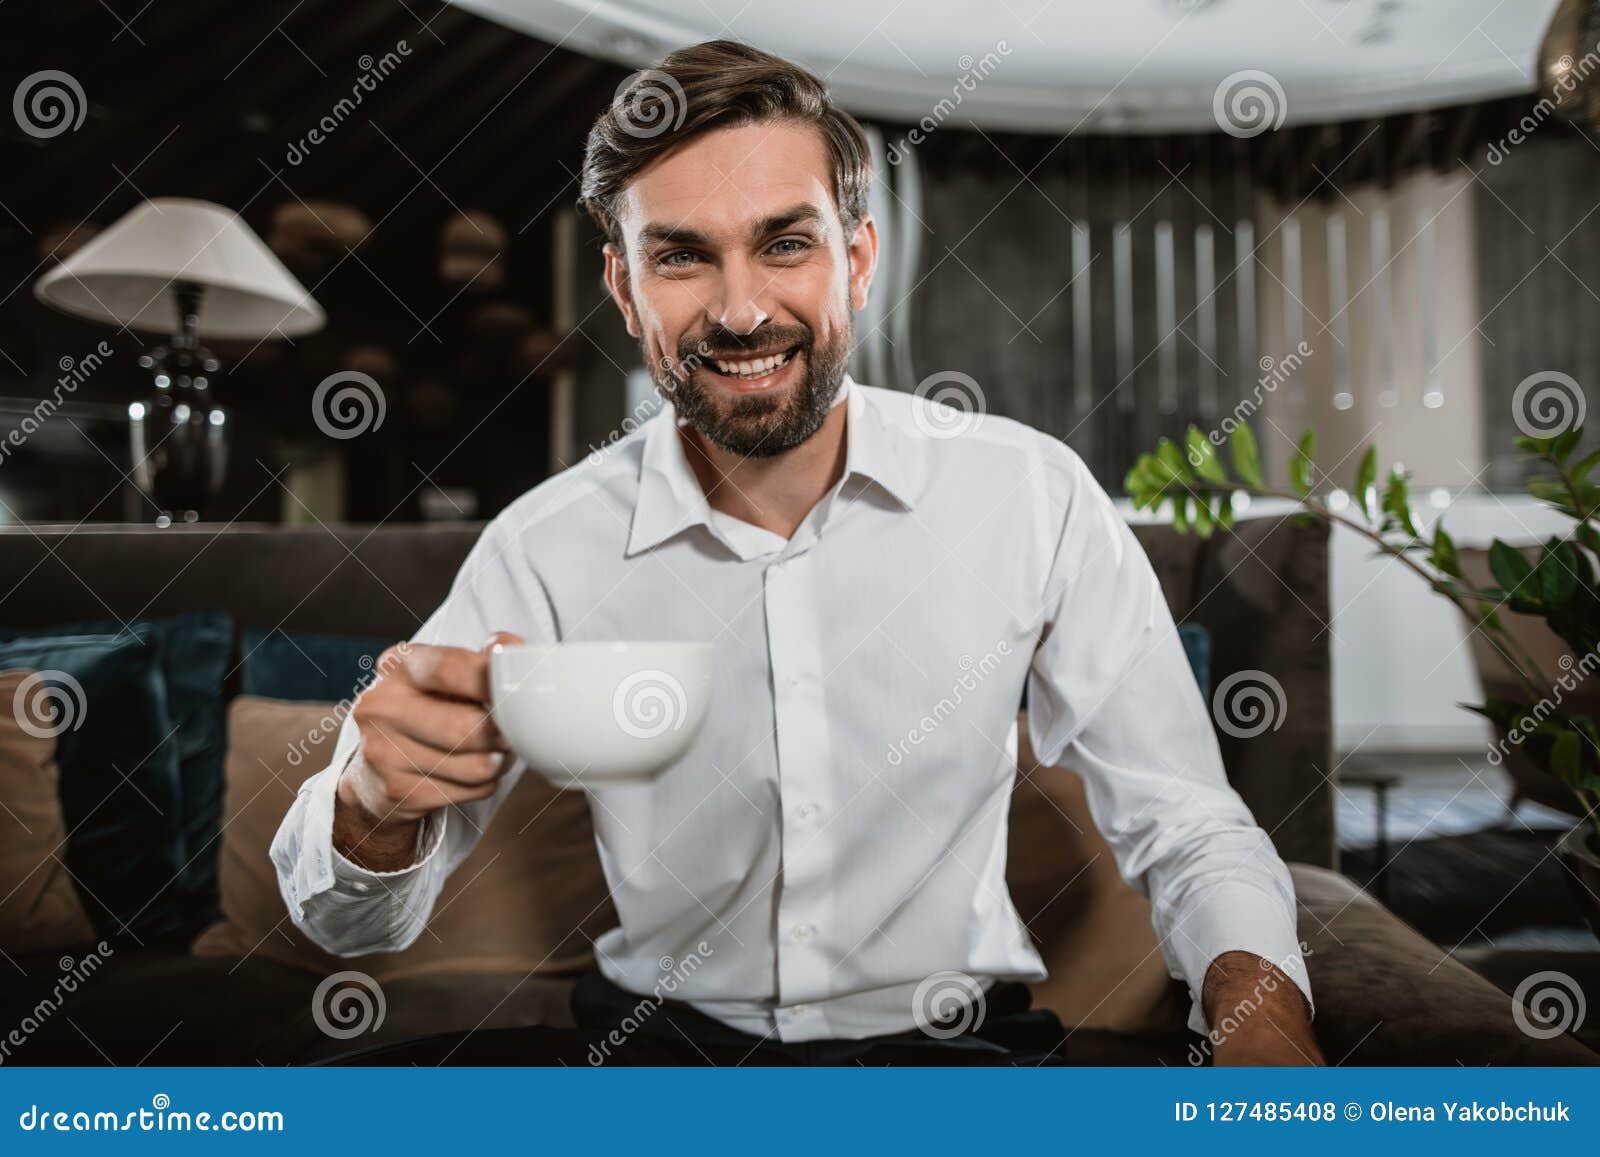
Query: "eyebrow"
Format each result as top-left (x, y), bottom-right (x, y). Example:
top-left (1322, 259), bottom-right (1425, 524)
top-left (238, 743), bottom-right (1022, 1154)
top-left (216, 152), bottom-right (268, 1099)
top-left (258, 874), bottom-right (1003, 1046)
top-left (637, 203), bottom-right (826, 251)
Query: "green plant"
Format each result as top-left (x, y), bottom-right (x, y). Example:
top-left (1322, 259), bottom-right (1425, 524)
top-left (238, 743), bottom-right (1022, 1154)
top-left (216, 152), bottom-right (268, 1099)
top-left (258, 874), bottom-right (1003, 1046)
top-left (1126, 422), bottom-right (1600, 845)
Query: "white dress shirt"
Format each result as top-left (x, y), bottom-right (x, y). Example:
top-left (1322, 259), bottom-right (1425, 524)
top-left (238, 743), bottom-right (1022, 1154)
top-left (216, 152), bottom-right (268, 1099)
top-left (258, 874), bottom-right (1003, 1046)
top-left (271, 378), bottom-right (1310, 1042)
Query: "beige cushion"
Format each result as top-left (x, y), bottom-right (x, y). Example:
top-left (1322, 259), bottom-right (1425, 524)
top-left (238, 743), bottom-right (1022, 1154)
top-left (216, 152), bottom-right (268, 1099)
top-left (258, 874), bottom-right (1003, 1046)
top-left (1007, 711), bottom-right (1183, 1031)
top-left (192, 696), bottom-right (615, 981)
top-left (0, 669), bottom-right (97, 952)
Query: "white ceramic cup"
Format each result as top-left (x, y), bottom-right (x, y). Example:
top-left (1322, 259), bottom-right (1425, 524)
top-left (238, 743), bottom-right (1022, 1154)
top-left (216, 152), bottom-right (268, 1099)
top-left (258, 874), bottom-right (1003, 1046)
top-left (488, 641), bottom-right (713, 789)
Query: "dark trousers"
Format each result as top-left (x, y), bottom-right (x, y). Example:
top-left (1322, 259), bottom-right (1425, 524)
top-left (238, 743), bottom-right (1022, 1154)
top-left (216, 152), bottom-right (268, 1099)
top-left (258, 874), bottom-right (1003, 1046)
top-left (330, 970), bottom-right (1085, 1066)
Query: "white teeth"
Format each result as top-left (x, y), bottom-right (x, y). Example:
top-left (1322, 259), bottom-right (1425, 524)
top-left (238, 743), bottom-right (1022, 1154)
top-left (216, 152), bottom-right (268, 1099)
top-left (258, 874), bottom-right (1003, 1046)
top-left (713, 350), bottom-right (791, 378)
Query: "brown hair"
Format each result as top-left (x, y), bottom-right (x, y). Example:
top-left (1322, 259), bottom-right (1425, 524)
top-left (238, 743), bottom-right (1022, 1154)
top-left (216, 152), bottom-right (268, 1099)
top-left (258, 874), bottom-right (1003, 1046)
top-left (578, 40), bottom-right (873, 250)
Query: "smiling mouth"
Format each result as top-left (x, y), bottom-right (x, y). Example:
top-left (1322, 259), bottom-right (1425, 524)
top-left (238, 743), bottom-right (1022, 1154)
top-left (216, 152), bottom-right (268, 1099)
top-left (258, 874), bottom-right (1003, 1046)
top-left (701, 344), bottom-right (803, 388)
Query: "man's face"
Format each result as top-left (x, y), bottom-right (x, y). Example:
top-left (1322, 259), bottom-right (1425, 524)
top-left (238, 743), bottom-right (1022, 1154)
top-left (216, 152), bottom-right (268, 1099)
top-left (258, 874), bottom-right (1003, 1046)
top-left (603, 119), bottom-right (877, 458)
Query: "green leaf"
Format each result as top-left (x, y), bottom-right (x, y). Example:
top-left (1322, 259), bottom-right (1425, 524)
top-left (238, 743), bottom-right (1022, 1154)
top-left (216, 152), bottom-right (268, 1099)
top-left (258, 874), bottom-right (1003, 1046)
top-left (1570, 448), bottom-right (1600, 485)
top-left (1528, 478), bottom-right (1576, 516)
top-left (1488, 540), bottom-right (1536, 597)
top-left (1354, 445), bottom-right (1378, 522)
top-left (1193, 494), bottom-right (1214, 538)
top-left (1172, 492), bottom-right (1190, 534)
top-left (1554, 428), bottom-right (1583, 464)
top-left (1217, 495), bottom-right (1236, 530)
top-left (1126, 451), bottom-right (1186, 510)
top-left (1380, 467), bottom-right (1419, 538)
top-left (1156, 437), bottom-right (1191, 484)
top-left (1538, 538), bottom-right (1581, 606)
top-left (1289, 429), bottom-right (1315, 497)
top-left (1430, 524), bottom-right (1464, 579)
top-left (1552, 728), bottom-right (1582, 787)
top-left (1185, 426), bottom-right (1228, 484)
top-left (1229, 423), bottom-right (1264, 489)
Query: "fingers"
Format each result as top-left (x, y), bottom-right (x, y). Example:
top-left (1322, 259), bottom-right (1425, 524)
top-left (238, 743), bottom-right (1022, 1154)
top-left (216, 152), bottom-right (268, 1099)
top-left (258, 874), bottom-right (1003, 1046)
top-left (352, 755), bottom-right (503, 822)
top-left (361, 724), bottom-right (511, 789)
top-left (358, 685), bottom-right (507, 755)
top-left (390, 642), bottom-right (493, 703)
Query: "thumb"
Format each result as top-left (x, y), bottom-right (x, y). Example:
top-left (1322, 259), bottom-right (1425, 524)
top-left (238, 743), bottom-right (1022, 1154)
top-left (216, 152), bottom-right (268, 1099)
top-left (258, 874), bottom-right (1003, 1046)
top-left (484, 631), bottom-right (526, 652)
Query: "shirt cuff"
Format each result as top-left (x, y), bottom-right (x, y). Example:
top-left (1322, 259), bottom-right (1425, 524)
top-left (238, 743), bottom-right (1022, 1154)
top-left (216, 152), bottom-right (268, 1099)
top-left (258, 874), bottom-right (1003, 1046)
top-left (329, 806), bottom-right (448, 895)
top-left (1163, 880), bottom-right (1314, 1038)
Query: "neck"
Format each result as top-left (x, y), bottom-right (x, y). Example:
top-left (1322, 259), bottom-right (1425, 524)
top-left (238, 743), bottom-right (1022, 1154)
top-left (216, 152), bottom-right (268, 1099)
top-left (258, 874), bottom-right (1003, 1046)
top-left (679, 399), bottom-right (849, 540)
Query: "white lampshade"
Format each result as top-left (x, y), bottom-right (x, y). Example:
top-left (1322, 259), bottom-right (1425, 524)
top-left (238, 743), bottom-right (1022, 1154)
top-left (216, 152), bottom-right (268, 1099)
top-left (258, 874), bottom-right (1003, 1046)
top-left (35, 197), bottom-right (325, 340)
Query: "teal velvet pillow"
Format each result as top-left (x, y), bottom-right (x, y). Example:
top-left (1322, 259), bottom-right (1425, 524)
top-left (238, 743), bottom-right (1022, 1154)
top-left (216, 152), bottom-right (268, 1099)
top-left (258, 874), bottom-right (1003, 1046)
top-left (240, 628), bottom-right (395, 704)
top-left (1177, 621), bottom-right (1212, 702)
top-left (0, 611), bottom-right (233, 931)
top-left (0, 631), bottom-right (187, 944)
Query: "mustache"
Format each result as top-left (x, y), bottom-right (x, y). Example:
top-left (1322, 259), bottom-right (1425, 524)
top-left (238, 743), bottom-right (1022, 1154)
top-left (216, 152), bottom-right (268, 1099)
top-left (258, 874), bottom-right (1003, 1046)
top-left (674, 324), bottom-right (811, 367)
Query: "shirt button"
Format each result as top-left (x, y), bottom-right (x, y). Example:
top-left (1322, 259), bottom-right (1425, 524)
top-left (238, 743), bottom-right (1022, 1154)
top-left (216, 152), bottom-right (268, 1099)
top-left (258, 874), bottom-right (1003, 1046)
top-left (350, 881), bottom-right (371, 894)
top-left (792, 923), bottom-right (816, 942)
top-left (795, 803), bottom-right (817, 821)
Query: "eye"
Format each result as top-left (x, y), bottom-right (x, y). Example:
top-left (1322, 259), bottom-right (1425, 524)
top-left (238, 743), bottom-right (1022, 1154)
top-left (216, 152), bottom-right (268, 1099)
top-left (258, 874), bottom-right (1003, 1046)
top-left (658, 249), bottom-right (700, 269)
top-left (768, 237), bottom-right (810, 257)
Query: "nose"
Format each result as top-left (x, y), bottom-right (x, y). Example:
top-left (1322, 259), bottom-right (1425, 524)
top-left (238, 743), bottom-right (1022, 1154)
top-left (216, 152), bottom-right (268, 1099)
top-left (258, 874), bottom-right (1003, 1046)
top-left (710, 259), bottom-right (770, 335)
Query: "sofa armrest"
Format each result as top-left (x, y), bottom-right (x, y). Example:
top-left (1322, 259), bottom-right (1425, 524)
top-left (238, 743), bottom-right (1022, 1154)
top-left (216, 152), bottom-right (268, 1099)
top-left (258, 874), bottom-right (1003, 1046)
top-left (1291, 864), bottom-right (1597, 1065)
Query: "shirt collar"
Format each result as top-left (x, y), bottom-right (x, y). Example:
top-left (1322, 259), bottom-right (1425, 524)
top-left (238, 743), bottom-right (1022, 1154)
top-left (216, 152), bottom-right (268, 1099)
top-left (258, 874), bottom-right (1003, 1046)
top-left (625, 374), bottom-right (920, 558)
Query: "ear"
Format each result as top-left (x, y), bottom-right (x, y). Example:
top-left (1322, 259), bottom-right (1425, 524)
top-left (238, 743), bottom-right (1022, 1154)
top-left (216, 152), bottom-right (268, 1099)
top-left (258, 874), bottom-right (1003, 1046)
top-left (602, 241), bottom-right (640, 337)
top-left (846, 212), bottom-right (879, 312)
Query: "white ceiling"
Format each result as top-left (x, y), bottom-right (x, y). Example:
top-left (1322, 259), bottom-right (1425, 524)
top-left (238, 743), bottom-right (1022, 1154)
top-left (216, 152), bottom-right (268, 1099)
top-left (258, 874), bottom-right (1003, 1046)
top-left (455, 0), bottom-right (1559, 132)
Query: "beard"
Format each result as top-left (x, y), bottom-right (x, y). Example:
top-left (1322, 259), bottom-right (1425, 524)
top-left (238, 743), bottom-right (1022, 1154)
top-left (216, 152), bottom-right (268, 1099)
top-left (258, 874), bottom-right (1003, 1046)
top-left (646, 317), bottom-right (851, 459)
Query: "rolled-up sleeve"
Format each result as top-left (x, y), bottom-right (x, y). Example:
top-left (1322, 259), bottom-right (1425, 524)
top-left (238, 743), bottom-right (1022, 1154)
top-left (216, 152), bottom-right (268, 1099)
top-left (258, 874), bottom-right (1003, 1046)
top-left (1024, 447), bottom-right (1312, 1035)
top-left (269, 512), bottom-right (557, 956)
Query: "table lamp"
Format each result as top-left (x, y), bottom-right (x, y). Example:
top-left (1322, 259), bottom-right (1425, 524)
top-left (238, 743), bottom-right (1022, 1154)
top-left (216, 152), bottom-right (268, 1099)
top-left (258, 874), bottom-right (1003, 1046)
top-left (35, 197), bottom-right (325, 523)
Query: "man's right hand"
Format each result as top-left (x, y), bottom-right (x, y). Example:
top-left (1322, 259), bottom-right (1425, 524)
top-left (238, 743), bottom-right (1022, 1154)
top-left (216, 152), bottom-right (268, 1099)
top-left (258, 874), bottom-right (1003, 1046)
top-left (333, 632), bottom-right (522, 871)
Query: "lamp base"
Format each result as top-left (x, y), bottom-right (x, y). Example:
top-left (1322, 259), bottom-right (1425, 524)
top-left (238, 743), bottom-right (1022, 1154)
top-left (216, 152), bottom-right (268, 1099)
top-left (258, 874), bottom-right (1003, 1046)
top-left (129, 285), bottom-right (228, 523)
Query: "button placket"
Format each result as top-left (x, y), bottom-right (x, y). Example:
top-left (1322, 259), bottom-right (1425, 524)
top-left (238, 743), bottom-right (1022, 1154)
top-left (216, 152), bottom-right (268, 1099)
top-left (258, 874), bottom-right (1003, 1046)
top-left (764, 553), bottom-right (834, 1037)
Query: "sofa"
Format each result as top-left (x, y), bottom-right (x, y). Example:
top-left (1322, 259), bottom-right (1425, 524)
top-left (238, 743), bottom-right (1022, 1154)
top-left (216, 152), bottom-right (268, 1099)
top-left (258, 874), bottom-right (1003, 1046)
top-left (0, 515), bottom-right (1591, 1065)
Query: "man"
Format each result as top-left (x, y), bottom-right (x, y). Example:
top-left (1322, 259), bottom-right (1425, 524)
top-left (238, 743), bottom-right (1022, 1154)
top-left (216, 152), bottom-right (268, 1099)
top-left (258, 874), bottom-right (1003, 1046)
top-left (271, 39), bottom-right (1319, 1066)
